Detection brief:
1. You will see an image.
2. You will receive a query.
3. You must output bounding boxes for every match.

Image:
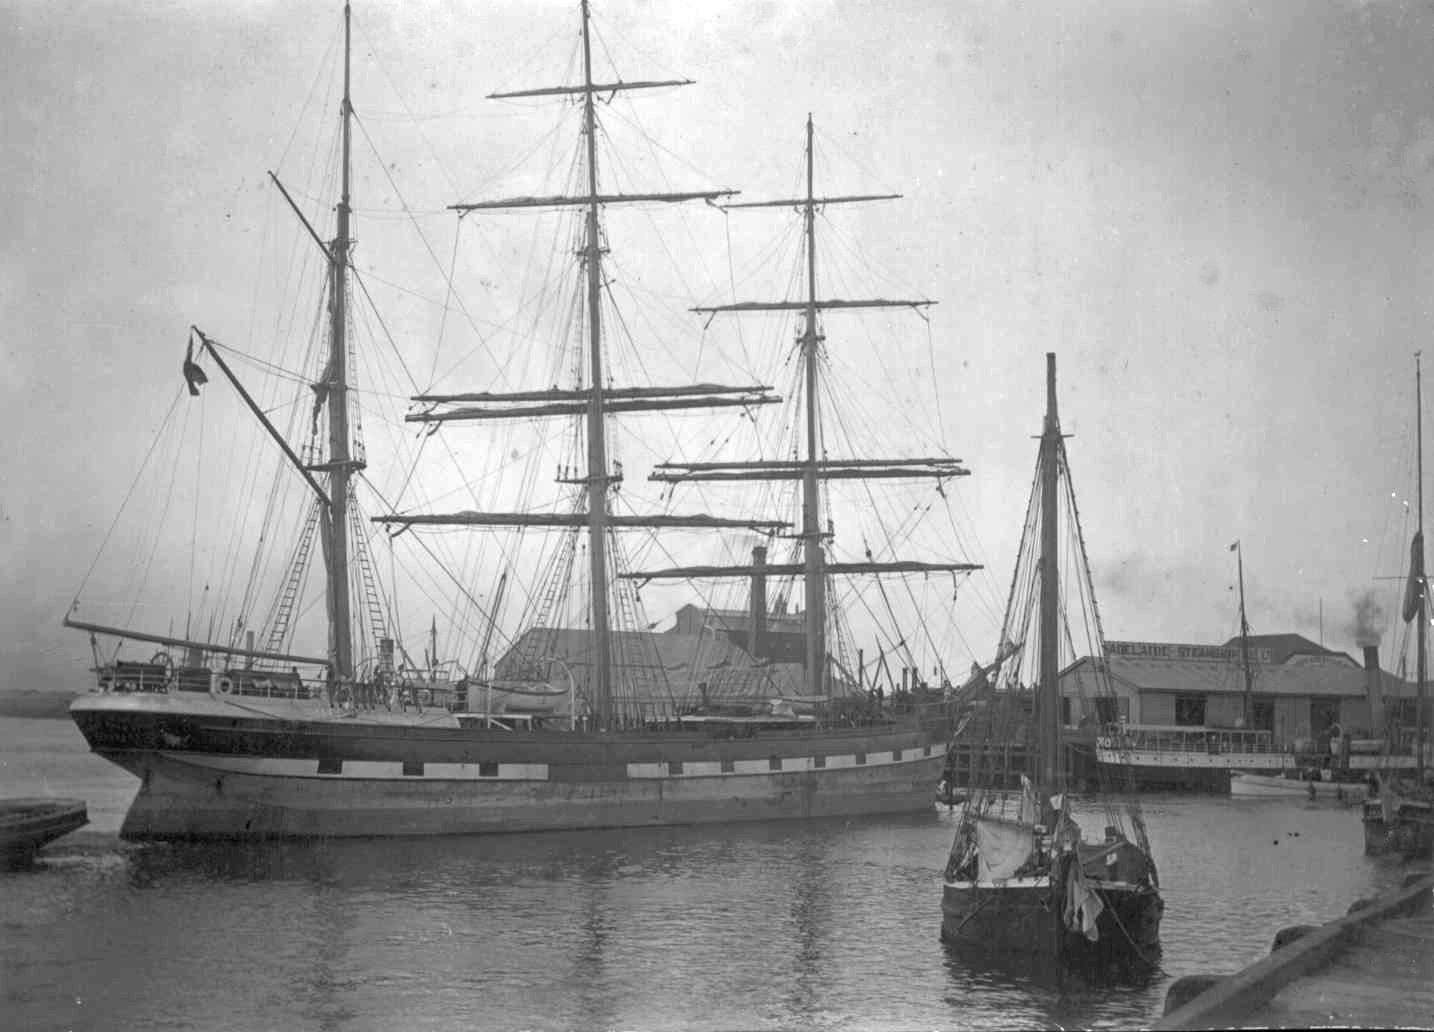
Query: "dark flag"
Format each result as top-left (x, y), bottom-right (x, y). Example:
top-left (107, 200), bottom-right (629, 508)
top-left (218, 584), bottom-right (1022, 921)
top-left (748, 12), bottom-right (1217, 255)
top-left (1402, 530), bottom-right (1425, 622)
top-left (182, 336), bottom-right (208, 396)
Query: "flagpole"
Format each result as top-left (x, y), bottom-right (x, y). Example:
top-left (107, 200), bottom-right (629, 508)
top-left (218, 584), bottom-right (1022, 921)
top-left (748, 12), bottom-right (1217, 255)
top-left (1234, 540), bottom-right (1253, 729)
top-left (1417, 353), bottom-right (1426, 782)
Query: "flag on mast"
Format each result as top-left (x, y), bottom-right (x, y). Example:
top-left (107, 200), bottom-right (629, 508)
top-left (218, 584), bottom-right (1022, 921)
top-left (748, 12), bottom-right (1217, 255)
top-left (182, 333), bottom-right (208, 396)
top-left (1229, 541), bottom-right (1239, 552)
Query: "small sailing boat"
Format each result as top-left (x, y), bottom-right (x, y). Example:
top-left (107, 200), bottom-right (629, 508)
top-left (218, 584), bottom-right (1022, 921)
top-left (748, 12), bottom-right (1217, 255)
top-left (940, 354), bottom-right (1163, 968)
top-left (66, 2), bottom-right (978, 839)
top-left (1363, 354), bottom-right (1434, 858)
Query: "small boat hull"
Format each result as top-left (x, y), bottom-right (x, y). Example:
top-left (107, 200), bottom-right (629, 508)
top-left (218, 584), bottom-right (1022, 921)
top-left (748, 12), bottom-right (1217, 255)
top-left (1230, 772), bottom-right (1364, 800)
top-left (1, 798), bottom-right (88, 868)
top-left (940, 876), bottom-right (1163, 970)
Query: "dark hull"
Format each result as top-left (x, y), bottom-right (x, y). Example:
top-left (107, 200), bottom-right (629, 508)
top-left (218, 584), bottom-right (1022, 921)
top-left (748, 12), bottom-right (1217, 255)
top-left (1, 798), bottom-right (88, 868)
top-left (71, 694), bottom-right (948, 839)
top-left (1094, 760), bottom-right (1231, 793)
top-left (940, 877), bottom-right (1163, 971)
top-left (1363, 799), bottom-right (1434, 858)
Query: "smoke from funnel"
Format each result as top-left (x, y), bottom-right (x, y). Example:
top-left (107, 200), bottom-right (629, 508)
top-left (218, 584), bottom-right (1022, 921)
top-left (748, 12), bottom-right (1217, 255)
top-left (1346, 588), bottom-right (1386, 646)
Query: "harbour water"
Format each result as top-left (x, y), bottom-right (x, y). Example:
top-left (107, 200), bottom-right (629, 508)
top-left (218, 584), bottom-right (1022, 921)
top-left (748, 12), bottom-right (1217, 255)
top-left (0, 714), bottom-right (1418, 1031)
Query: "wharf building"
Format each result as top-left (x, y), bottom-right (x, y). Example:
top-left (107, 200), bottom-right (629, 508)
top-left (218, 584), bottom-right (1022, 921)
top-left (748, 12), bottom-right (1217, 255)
top-left (1061, 634), bottom-right (1428, 748)
top-left (947, 633), bottom-right (1432, 793)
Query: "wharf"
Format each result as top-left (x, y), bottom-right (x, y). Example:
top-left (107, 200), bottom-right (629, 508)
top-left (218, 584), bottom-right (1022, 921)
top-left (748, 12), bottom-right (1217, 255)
top-left (1157, 869), bottom-right (1434, 1029)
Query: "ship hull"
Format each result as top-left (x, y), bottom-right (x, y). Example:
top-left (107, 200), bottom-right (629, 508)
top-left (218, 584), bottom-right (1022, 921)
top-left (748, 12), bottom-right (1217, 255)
top-left (1362, 797), bottom-right (1434, 858)
top-left (72, 693), bottom-right (947, 839)
top-left (940, 876), bottom-right (1163, 969)
top-left (1230, 772), bottom-right (1365, 800)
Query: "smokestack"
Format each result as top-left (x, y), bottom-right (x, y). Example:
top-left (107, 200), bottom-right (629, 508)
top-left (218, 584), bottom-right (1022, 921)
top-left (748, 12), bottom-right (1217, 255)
top-left (1363, 643), bottom-right (1385, 738)
top-left (748, 546), bottom-right (767, 658)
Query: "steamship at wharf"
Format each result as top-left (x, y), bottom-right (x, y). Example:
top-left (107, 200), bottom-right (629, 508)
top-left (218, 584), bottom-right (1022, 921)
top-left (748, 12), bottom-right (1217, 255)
top-left (67, 2), bottom-right (979, 839)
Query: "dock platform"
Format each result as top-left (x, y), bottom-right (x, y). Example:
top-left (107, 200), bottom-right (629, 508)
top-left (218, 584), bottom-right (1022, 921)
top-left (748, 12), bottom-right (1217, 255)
top-left (1157, 869), bottom-right (1434, 1029)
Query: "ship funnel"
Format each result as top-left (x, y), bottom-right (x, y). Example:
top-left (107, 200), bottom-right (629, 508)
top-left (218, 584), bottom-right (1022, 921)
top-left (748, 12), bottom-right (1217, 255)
top-left (748, 546), bottom-right (768, 658)
top-left (1362, 643), bottom-right (1385, 737)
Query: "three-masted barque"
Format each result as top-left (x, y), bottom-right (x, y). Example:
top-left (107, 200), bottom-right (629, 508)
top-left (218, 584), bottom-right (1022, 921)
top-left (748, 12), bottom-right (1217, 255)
top-left (68, 2), bottom-right (978, 839)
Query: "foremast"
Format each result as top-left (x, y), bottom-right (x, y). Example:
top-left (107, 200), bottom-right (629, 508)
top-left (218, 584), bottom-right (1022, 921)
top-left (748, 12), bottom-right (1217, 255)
top-left (375, 1), bottom-right (784, 729)
top-left (630, 116), bottom-right (978, 699)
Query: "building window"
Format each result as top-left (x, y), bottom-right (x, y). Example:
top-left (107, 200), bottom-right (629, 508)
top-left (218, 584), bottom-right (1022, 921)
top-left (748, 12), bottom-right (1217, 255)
top-left (1174, 694), bottom-right (1206, 727)
top-left (668, 761), bottom-right (684, 776)
top-left (768, 756), bottom-right (782, 771)
top-left (1062, 697), bottom-right (1073, 726)
top-left (1094, 697), bottom-right (1119, 726)
top-left (1251, 699), bottom-right (1275, 733)
top-left (813, 755), bottom-right (826, 769)
top-left (478, 761), bottom-right (499, 778)
top-left (402, 760), bottom-right (424, 777)
top-left (317, 756), bottom-right (342, 775)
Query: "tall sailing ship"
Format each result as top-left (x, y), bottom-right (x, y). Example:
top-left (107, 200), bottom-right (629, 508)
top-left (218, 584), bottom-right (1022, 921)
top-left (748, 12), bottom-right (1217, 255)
top-left (940, 355), bottom-right (1163, 969)
top-left (67, 2), bottom-right (979, 839)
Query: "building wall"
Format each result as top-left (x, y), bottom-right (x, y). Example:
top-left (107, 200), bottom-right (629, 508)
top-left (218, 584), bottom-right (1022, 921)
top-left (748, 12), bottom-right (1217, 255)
top-left (1140, 693), bottom-right (1174, 726)
top-left (1204, 693), bottom-right (1244, 728)
top-left (1339, 697), bottom-right (1372, 736)
top-left (1274, 696), bottom-right (1305, 743)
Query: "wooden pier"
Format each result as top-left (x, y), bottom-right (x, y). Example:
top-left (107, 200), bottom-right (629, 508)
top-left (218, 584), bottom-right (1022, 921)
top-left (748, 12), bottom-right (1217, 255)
top-left (945, 729), bottom-right (1100, 790)
top-left (1157, 870), bottom-right (1434, 1029)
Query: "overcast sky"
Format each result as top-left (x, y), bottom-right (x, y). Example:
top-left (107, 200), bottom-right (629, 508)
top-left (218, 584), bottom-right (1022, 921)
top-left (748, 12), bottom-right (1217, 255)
top-left (6, 0), bottom-right (1434, 692)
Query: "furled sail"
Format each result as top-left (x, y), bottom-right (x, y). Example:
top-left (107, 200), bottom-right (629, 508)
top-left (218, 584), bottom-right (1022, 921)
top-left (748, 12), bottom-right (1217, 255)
top-left (1403, 530), bottom-right (1425, 623)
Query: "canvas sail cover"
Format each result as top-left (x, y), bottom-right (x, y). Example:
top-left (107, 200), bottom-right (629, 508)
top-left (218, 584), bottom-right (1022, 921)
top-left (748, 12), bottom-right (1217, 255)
top-left (974, 817), bottom-right (1035, 880)
top-left (1403, 531), bottom-right (1425, 623)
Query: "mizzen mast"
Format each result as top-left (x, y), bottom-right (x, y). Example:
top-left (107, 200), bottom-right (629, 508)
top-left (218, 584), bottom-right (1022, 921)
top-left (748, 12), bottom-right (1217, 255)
top-left (641, 115), bottom-right (974, 698)
top-left (375, 1), bottom-right (782, 729)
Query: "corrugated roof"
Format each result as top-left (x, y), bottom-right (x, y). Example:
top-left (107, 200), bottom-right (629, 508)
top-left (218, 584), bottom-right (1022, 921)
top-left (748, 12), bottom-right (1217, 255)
top-left (1060, 652), bottom-right (1382, 698)
top-left (492, 627), bottom-right (816, 711)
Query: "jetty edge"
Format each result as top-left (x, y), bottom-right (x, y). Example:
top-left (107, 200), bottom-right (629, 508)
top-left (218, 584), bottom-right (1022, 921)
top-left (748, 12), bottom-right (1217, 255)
top-left (1156, 870), bottom-right (1434, 1029)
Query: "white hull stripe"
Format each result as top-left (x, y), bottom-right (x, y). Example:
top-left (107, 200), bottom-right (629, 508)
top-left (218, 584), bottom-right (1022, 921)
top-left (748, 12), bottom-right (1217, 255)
top-left (156, 744), bottom-right (943, 782)
top-left (626, 742), bottom-right (944, 779)
top-left (169, 753), bottom-right (550, 781)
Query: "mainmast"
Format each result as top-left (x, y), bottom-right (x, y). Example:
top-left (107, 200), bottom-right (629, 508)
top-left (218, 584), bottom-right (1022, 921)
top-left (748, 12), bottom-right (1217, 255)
top-left (376, 2), bottom-right (780, 729)
top-left (1037, 353), bottom-right (1062, 793)
top-left (578, 0), bottom-right (615, 726)
top-left (324, 1), bottom-right (358, 679)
